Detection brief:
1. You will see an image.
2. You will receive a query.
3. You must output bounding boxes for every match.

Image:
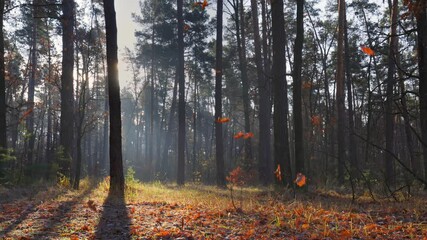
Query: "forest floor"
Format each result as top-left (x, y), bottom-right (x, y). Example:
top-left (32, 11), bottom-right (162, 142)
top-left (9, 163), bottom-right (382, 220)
top-left (0, 178), bottom-right (426, 239)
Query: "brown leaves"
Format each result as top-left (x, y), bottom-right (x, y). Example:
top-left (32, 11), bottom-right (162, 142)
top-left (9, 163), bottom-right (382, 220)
top-left (226, 166), bottom-right (245, 186)
top-left (87, 200), bottom-right (97, 212)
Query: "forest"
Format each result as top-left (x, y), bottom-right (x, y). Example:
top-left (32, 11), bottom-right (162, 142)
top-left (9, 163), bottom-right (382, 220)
top-left (0, 0), bottom-right (426, 239)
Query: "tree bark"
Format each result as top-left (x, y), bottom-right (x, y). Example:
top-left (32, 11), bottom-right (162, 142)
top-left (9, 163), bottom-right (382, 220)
top-left (293, 0), bottom-right (304, 175)
top-left (60, 0), bottom-right (75, 176)
top-left (251, 0), bottom-right (270, 184)
top-left (103, 0), bottom-right (124, 197)
top-left (336, 0), bottom-right (346, 184)
top-left (415, 2), bottom-right (427, 189)
top-left (0, 0), bottom-right (6, 149)
top-left (215, 0), bottom-right (225, 187)
top-left (177, 0), bottom-right (186, 185)
top-left (272, 0), bottom-right (292, 186)
top-left (384, 0), bottom-right (399, 187)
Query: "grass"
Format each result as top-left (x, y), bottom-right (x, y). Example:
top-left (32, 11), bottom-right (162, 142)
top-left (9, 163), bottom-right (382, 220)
top-left (0, 178), bottom-right (426, 239)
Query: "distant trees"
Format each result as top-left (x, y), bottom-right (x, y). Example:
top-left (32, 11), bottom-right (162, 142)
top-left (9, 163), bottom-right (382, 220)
top-left (0, 0), bottom-right (426, 196)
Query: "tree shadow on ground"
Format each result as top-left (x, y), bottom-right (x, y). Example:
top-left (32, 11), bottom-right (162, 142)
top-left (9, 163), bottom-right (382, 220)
top-left (95, 192), bottom-right (131, 240)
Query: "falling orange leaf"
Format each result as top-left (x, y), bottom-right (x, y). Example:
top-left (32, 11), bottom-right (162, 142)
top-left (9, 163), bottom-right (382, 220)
top-left (361, 45), bottom-right (375, 56)
top-left (19, 108), bottom-right (33, 124)
top-left (234, 131), bottom-right (245, 139)
top-left (294, 173), bottom-right (306, 187)
top-left (202, 0), bottom-right (209, 9)
top-left (274, 164), bottom-right (282, 182)
top-left (216, 117), bottom-right (230, 123)
top-left (193, 0), bottom-right (209, 10)
top-left (311, 115), bottom-right (321, 126)
top-left (184, 24), bottom-right (190, 32)
top-left (243, 132), bottom-right (254, 139)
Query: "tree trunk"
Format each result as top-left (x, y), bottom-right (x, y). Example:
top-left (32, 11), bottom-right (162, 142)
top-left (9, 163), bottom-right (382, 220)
top-left (251, 0), bottom-right (270, 185)
top-left (60, 0), bottom-right (75, 176)
top-left (177, 0), bottom-right (186, 185)
top-left (272, 0), bottom-right (292, 186)
top-left (384, 0), bottom-right (399, 187)
top-left (27, 16), bottom-right (37, 165)
top-left (344, 14), bottom-right (358, 177)
top-left (293, 0), bottom-right (304, 175)
top-left (415, 3), bottom-right (427, 189)
top-left (336, 0), bottom-right (346, 184)
top-left (0, 0), bottom-right (6, 149)
top-left (103, 0), bottom-right (125, 197)
top-left (215, 0), bottom-right (225, 187)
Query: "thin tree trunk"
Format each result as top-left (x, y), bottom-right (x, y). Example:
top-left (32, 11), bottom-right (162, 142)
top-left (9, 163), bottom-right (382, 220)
top-left (0, 0), bottom-right (6, 149)
top-left (336, 0), bottom-right (346, 184)
top-left (215, 0), bottom-right (225, 187)
top-left (384, 0), bottom-right (399, 187)
top-left (293, 0), bottom-right (304, 175)
top-left (103, 0), bottom-right (125, 197)
top-left (177, 0), bottom-right (186, 185)
top-left (415, 2), bottom-right (427, 189)
top-left (251, 0), bottom-right (270, 184)
top-left (344, 14), bottom-right (358, 176)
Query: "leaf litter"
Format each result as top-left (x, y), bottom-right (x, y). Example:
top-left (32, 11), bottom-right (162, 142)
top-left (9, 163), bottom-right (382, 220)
top-left (0, 182), bottom-right (426, 239)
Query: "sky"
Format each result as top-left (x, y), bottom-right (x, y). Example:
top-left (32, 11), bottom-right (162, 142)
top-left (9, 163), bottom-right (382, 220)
top-left (115, 0), bottom-right (140, 88)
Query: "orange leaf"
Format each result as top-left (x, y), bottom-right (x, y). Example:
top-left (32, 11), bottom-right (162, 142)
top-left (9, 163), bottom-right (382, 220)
top-left (202, 0), bottom-right (209, 9)
top-left (19, 108), bottom-right (33, 124)
top-left (243, 132), bottom-right (254, 139)
top-left (363, 223), bottom-right (379, 231)
top-left (130, 206), bottom-right (136, 214)
top-left (184, 24), bottom-right (190, 32)
top-left (70, 235), bottom-right (79, 240)
top-left (216, 117), bottom-right (230, 123)
top-left (274, 164), bottom-right (282, 182)
top-left (234, 131), bottom-right (245, 139)
top-left (294, 173), bottom-right (306, 187)
top-left (311, 115), bottom-right (321, 126)
top-left (81, 225), bottom-right (90, 231)
top-left (361, 46), bottom-right (375, 56)
top-left (340, 229), bottom-right (352, 237)
top-left (301, 223), bottom-right (310, 230)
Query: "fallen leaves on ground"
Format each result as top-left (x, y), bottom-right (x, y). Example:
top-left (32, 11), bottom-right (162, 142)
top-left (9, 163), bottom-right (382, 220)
top-left (0, 183), bottom-right (426, 239)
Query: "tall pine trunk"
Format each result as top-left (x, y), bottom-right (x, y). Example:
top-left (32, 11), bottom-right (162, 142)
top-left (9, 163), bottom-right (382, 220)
top-left (384, 0), bottom-right (399, 187)
top-left (215, 0), bottom-right (225, 187)
top-left (60, 0), bottom-right (75, 177)
top-left (272, 0), bottom-right (292, 186)
top-left (177, 0), bottom-right (186, 185)
top-left (336, 0), bottom-right (346, 184)
top-left (415, 3), bottom-right (427, 189)
top-left (0, 0), bottom-right (6, 149)
top-left (103, 0), bottom-right (124, 197)
top-left (293, 0), bottom-right (304, 175)
top-left (251, 0), bottom-right (270, 184)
